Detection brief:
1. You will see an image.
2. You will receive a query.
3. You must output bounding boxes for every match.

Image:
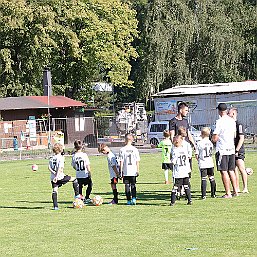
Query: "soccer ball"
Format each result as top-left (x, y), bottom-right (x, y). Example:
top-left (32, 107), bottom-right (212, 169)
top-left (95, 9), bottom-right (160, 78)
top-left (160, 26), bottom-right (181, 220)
top-left (32, 164), bottom-right (38, 172)
top-left (72, 198), bottom-right (84, 209)
top-left (92, 195), bottom-right (103, 206)
top-left (245, 167), bottom-right (253, 176)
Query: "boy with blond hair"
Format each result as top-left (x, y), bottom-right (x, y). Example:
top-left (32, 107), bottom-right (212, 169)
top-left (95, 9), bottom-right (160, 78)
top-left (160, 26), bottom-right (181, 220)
top-left (119, 134), bottom-right (140, 205)
top-left (170, 135), bottom-right (192, 206)
top-left (195, 127), bottom-right (216, 199)
top-left (49, 143), bottom-right (80, 210)
top-left (98, 143), bottom-right (120, 204)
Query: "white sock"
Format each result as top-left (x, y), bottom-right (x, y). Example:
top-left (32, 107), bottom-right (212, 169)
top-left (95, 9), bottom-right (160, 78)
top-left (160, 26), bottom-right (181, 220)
top-left (164, 169), bottom-right (169, 181)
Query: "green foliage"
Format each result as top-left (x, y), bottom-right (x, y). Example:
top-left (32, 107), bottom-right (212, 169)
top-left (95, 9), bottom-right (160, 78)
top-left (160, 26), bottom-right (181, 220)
top-left (0, 0), bottom-right (138, 100)
top-left (133, 0), bottom-right (257, 101)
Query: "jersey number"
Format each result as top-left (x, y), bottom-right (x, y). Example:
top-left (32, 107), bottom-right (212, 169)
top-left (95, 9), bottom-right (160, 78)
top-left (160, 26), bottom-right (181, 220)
top-left (178, 155), bottom-right (187, 166)
top-left (204, 147), bottom-right (213, 158)
top-left (127, 154), bottom-right (132, 165)
top-left (76, 160), bottom-right (85, 171)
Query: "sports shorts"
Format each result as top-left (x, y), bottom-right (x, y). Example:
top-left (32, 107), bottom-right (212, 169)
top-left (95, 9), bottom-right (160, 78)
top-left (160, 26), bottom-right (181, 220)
top-left (235, 150), bottom-right (245, 161)
top-left (200, 167), bottom-right (214, 177)
top-left (123, 176), bottom-right (137, 185)
top-left (162, 163), bottom-right (173, 170)
top-left (77, 177), bottom-right (92, 186)
top-left (51, 175), bottom-right (71, 188)
top-left (111, 177), bottom-right (119, 184)
top-left (215, 152), bottom-right (235, 171)
top-left (174, 177), bottom-right (190, 187)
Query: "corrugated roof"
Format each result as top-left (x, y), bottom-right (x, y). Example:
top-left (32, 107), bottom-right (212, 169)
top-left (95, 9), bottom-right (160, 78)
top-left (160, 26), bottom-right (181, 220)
top-left (153, 81), bottom-right (257, 97)
top-left (0, 96), bottom-right (86, 111)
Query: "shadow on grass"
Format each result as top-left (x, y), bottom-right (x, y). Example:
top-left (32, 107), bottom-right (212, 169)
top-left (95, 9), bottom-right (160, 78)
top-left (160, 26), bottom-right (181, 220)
top-left (0, 205), bottom-right (45, 209)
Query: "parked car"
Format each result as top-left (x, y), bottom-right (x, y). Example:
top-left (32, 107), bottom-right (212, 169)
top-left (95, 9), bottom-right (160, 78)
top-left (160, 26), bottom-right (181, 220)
top-left (147, 121), bottom-right (201, 145)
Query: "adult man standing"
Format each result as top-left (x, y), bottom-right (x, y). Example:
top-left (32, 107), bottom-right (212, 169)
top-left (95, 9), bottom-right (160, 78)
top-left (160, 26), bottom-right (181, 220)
top-left (212, 103), bottom-right (238, 198)
top-left (228, 107), bottom-right (248, 193)
top-left (169, 102), bottom-right (196, 149)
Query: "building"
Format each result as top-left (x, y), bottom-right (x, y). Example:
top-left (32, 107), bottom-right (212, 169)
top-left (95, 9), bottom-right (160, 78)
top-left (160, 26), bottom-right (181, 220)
top-left (0, 95), bottom-right (97, 148)
top-left (153, 81), bottom-right (257, 134)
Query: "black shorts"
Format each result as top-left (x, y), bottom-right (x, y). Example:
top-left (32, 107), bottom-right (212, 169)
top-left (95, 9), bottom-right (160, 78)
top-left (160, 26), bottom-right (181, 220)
top-left (123, 176), bottom-right (137, 185)
top-left (162, 163), bottom-right (172, 170)
top-left (174, 177), bottom-right (190, 187)
top-left (51, 175), bottom-right (71, 188)
top-left (200, 167), bottom-right (214, 177)
top-left (77, 177), bottom-right (92, 186)
top-left (236, 151), bottom-right (245, 161)
top-left (215, 152), bottom-right (235, 171)
top-left (111, 177), bottom-right (119, 184)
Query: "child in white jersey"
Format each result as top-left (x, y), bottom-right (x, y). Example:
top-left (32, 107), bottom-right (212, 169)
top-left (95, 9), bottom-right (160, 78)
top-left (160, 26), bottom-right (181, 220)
top-left (119, 134), bottom-right (140, 205)
top-left (98, 143), bottom-right (120, 204)
top-left (195, 127), bottom-right (216, 199)
top-left (71, 140), bottom-right (92, 204)
top-left (49, 143), bottom-right (80, 210)
top-left (170, 135), bottom-right (192, 206)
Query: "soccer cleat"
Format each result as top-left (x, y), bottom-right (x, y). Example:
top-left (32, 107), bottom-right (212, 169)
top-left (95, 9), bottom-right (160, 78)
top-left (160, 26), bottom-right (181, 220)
top-left (187, 201), bottom-right (192, 205)
top-left (75, 194), bottom-right (84, 200)
top-left (84, 198), bottom-right (92, 204)
top-left (131, 197), bottom-right (137, 205)
top-left (127, 200), bottom-right (133, 205)
top-left (222, 194), bottom-right (232, 199)
top-left (169, 202), bottom-right (174, 206)
top-left (242, 189), bottom-right (249, 194)
top-left (108, 199), bottom-right (117, 205)
top-left (211, 194), bottom-right (216, 198)
top-left (232, 192), bottom-right (239, 197)
top-left (52, 207), bottom-right (59, 210)
top-left (201, 196), bottom-right (206, 200)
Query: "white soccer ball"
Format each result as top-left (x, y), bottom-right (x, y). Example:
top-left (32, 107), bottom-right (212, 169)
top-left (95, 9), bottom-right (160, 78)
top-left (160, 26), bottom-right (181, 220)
top-left (32, 164), bottom-right (38, 172)
top-left (245, 167), bottom-right (253, 176)
top-left (92, 195), bottom-right (103, 206)
top-left (72, 198), bottom-right (84, 209)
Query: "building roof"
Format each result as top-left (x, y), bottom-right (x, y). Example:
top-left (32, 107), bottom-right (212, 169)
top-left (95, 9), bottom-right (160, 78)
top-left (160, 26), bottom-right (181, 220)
top-left (0, 96), bottom-right (87, 111)
top-left (153, 81), bottom-right (257, 97)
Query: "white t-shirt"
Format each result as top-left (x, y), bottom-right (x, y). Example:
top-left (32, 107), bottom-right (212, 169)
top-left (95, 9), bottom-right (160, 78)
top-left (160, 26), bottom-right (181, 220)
top-left (196, 137), bottom-right (214, 169)
top-left (119, 145), bottom-right (140, 176)
top-left (213, 115), bottom-right (236, 155)
top-left (182, 139), bottom-right (192, 158)
top-left (107, 151), bottom-right (119, 179)
top-left (71, 151), bottom-right (90, 178)
top-left (171, 146), bottom-right (191, 178)
top-left (49, 153), bottom-right (65, 181)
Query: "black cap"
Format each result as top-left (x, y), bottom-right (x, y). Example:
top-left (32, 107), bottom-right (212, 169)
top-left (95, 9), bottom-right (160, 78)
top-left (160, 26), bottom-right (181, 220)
top-left (217, 103), bottom-right (227, 111)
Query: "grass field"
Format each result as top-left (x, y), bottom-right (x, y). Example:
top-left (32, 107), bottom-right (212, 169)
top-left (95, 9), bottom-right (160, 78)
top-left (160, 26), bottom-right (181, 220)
top-left (0, 151), bottom-right (256, 257)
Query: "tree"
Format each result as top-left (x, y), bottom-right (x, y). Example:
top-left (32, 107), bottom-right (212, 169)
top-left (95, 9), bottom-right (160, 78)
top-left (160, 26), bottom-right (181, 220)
top-left (0, 0), bottom-right (138, 103)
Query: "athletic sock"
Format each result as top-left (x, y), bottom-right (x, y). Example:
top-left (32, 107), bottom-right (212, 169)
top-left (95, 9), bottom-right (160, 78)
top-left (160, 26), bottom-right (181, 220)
top-left (210, 177), bottom-right (216, 196)
top-left (85, 181), bottom-right (92, 199)
top-left (125, 183), bottom-right (131, 200)
top-left (113, 189), bottom-right (118, 203)
top-left (52, 191), bottom-right (58, 208)
top-left (171, 191), bottom-right (176, 204)
top-left (185, 187), bottom-right (192, 203)
top-left (73, 179), bottom-right (79, 196)
top-left (131, 184), bottom-right (136, 199)
top-left (164, 169), bottom-right (169, 182)
top-left (201, 177), bottom-right (207, 198)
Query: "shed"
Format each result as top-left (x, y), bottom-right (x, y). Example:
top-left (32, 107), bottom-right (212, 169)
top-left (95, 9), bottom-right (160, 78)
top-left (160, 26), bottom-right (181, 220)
top-left (153, 81), bottom-right (257, 134)
top-left (0, 96), bottom-right (98, 147)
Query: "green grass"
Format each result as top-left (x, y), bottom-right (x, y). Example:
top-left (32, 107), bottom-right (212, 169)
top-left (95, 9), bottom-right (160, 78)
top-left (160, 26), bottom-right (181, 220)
top-left (0, 152), bottom-right (256, 257)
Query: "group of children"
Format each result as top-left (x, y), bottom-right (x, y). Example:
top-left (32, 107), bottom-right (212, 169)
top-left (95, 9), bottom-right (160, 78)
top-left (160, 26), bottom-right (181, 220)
top-left (48, 127), bottom-right (216, 209)
top-left (48, 133), bottom-right (140, 209)
top-left (156, 126), bottom-right (217, 205)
